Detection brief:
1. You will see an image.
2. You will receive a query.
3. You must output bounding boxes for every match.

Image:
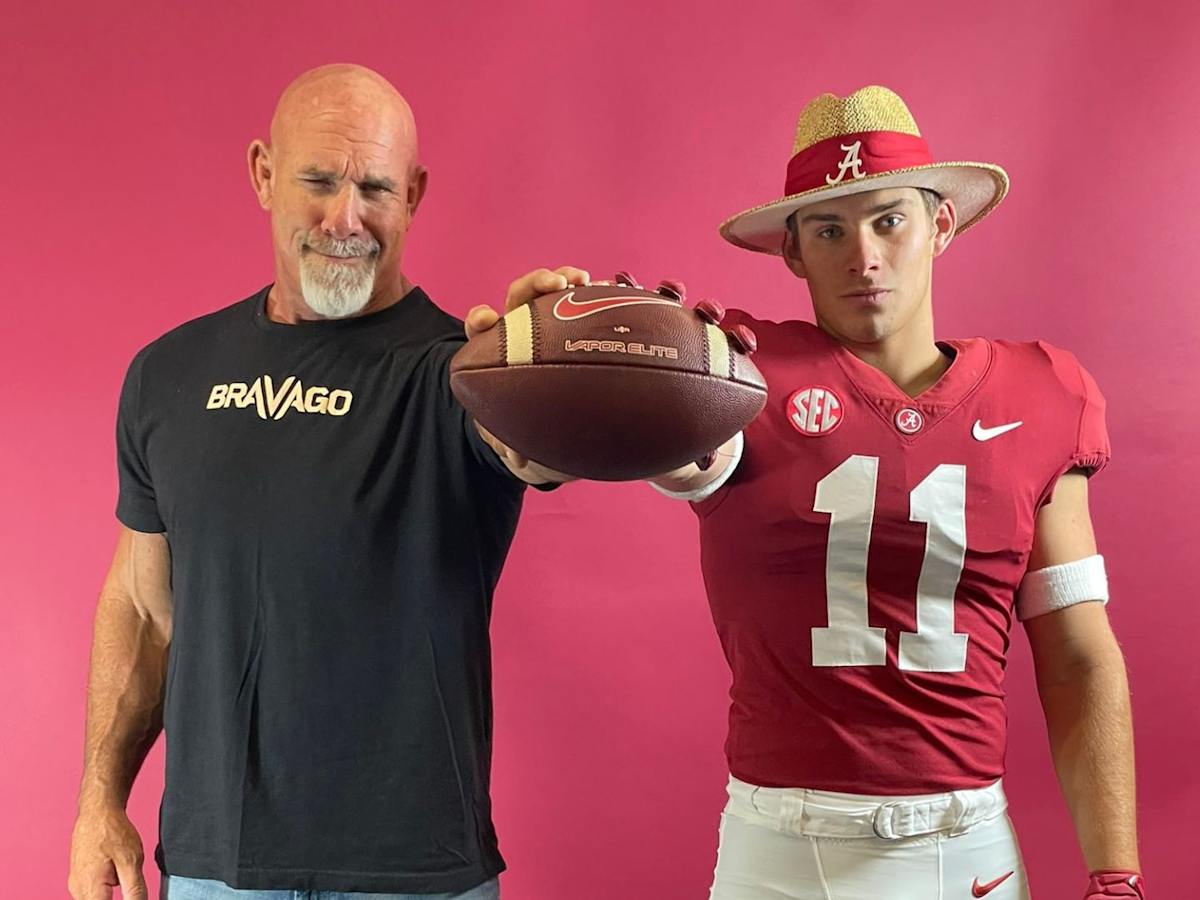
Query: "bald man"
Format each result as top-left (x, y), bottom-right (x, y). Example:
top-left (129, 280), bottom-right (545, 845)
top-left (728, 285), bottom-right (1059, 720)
top-left (68, 64), bottom-right (582, 900)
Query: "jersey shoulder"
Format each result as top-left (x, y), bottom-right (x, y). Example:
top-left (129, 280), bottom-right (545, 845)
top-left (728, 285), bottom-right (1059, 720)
top-left (987, 338), bottom-right (1110, 475)
top-left (988, 338), bottom-right (1106, 414)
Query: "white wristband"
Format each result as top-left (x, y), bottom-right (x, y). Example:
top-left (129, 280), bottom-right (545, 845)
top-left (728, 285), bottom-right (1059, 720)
top-left (650, 431), bottom-right (744, 502)
top-left (1016, 554), bottom-right (1109, 620)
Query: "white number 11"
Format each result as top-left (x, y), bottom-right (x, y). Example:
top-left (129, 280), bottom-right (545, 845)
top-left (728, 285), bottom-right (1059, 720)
top-left (811, 455), bottom-right (969, 672)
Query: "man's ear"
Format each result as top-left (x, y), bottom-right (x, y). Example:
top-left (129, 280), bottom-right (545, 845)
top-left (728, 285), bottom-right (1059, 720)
top-left (782, 221), bottom-right (808, 279)
top-left (248, 139), bottom-right (273, 210)
top-left (931, 197), bottom-right (957, 258)
top-left (407, 165), bottom-right (429, 218)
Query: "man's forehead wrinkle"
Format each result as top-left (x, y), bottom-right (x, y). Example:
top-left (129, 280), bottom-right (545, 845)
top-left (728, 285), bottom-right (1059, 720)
top-left (297, 149), bottom-right (406, 185)
top-left (276, 120), bottom-right (413, 172)
top-left (280, 104), bottom-right (394, 139)
top-left (299, 138), bottom-right (410, 178)
top-left (307, 122), bottom-right (396, 151)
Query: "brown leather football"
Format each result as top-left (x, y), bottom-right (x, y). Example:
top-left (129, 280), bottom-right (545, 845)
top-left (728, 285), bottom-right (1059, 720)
top-left (450, 274), bottom-right (767, 480)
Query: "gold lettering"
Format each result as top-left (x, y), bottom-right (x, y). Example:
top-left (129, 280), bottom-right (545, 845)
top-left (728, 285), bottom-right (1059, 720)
top-left (246, 379), bottom-right (266, 420)
top-left (265, 375), bottom-right (296, 419)
top-left (305, 386), bottom-right (329, 414)
top-left (228, 383), bottom-right (249, 407)
top-left (327, 389), bottom-right (353, 416)
top-left (211, 376), bottom-right (351, 419)
top-left (206, 384), bottom-right (228, 409)
top-left (275, 381), bottom-right (307, 420)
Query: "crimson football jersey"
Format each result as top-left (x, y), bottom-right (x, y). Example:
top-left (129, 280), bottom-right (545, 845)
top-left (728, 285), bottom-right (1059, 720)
top-left (694, 311), bottom-right (1109, 794)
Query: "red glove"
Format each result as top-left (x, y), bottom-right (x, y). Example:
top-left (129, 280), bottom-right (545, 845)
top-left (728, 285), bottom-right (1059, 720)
top-left (1085, 871), bottom-right (1145, 899)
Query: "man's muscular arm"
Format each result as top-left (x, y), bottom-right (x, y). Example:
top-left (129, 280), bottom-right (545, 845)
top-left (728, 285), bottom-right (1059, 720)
top-left (1023, 471), bottom-right (1140, 879)
top-left (69, 526), bottom-right (173, 900)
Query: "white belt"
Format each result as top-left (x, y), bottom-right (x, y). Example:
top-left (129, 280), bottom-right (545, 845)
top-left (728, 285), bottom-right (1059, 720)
top-left (726, 775), bottom-right (1008, 840)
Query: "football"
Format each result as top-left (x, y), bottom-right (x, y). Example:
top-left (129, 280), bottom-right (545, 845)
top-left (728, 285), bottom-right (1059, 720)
top-left (450, 273), bottom-right (767, 480)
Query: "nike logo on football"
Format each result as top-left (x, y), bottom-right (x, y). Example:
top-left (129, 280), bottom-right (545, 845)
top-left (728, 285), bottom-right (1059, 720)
top-left (552, 290), bottom-right (678, 321)
top-left (972, 419), bottom-right (1023, 442)
top-left (971, 871), bottom-right (1014, 897)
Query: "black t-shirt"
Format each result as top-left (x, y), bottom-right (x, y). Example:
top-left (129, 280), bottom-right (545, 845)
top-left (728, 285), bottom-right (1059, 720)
top-left (115, 286), bottom-right (530, 893)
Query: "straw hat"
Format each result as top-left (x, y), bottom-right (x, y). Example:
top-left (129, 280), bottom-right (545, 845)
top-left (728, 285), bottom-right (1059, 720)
top-left (719, 86), bottom-right (1009, 255)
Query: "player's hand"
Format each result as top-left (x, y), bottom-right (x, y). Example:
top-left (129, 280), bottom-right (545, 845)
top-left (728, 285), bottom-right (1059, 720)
top-left (475, 422), bottom-right (578, 485)
top-left (464, 266), bottom-right (590, 340)
top-left (68, 806), bottom-right (148, 900)
top-left (646, 433), bottom-right (739, 494)
top-left (1084, 871), bottom-right (1146, 898)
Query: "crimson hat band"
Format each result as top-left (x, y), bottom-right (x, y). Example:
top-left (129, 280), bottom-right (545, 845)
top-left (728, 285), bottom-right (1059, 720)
top-left (784, 131), bottom-right (934, 196)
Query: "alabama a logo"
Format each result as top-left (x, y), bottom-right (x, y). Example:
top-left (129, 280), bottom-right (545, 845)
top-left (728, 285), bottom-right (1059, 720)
top-left (826, 140), bottom-right (866, 186)
top-left (895, 407), bottom-right (924, 435)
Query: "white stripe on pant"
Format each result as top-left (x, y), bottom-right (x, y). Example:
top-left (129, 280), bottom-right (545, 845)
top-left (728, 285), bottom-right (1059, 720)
top-left (710, 775), bottom-right (1031, 900)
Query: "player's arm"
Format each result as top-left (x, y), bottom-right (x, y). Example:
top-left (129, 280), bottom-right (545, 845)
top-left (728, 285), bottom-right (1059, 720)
top-left (1021, 470), bottom-right (1142, 891)
top-left (462, 266), bottom-right (590, 485)
top-left (69, 526), bottom-right (172, 900)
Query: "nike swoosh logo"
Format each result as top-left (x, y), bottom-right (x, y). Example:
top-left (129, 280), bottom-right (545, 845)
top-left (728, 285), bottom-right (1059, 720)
top-left (972, 419), bottom-right (1023, 442)
top-left (552, 290), bottom-right (679, 321)
top-left (972, 871), bottom-right (1014, 897)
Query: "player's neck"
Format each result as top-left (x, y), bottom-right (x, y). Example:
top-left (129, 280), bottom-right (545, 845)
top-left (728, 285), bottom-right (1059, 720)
top-left (837, 313), bottom-right (951, 399)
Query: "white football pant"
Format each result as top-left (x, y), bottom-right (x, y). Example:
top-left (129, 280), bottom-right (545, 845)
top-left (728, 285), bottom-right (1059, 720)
top-left (710, 775), bottom-right (1031, 900)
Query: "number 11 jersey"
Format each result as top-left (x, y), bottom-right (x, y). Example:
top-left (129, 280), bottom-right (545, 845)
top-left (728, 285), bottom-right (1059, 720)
top-left (693, 311), bottom-right (1110, 794)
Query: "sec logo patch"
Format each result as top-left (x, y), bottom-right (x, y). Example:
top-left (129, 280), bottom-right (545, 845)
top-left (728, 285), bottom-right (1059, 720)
top-left (787, 386), bottom-right (844, 436)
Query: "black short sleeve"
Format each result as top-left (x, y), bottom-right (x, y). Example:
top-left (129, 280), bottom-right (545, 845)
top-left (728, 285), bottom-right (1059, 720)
top-left (115, 349), bottom-right (165, 533)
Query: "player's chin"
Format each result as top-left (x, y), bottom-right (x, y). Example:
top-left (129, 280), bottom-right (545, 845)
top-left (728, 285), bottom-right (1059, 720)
top-left (831, 315), bottom-right (893, 346)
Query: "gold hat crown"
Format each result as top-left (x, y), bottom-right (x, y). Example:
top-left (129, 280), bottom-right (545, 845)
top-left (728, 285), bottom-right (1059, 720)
top-left (793, 85), bottom-right (922, 154)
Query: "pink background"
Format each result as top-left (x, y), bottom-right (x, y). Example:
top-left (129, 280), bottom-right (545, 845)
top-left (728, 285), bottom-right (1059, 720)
top-left (3, 2), bottom-right (1196, 897)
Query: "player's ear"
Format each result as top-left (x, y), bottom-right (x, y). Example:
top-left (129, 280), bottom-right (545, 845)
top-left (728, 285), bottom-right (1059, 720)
top-left (931, 197), bottom-right (957, 258)
top-left (782, 220), bottom-right (808, 279)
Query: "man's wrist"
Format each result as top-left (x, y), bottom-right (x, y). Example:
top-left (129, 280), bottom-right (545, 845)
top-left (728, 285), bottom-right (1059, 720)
top-left (77, 784), bottom-right (130, 815)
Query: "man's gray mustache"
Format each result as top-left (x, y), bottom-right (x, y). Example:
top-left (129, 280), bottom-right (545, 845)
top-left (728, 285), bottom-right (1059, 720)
top-left (304, 240), bottom-right (380, 259)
